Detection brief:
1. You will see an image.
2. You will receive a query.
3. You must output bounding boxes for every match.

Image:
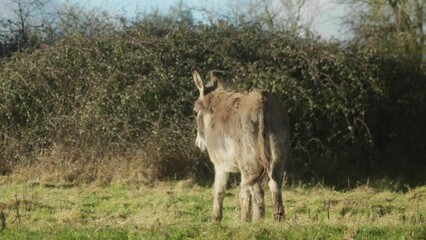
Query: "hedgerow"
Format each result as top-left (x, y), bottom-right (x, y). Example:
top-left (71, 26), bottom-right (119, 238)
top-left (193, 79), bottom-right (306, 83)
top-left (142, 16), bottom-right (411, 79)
top-left (0, 20), bottom-right (424, 185)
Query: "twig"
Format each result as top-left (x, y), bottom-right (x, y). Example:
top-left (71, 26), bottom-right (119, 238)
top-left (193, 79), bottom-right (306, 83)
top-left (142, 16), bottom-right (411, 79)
top-left (327, 200), bottom-right (330, 220)
top-left (0, 211), bottom-right (6, 231)
top-left (118, 217), bottom-right (134, 226)
top-left (14, 193), bottom-right (20, 226)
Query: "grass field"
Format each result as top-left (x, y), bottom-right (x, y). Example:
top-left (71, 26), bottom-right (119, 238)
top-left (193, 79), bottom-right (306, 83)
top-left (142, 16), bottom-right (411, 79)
top-left (0, 177), bottom-right (425, 240)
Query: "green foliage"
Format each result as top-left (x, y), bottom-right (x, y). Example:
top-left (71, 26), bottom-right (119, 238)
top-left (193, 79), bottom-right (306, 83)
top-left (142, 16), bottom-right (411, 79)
top-left (0, 16), bottom-right (425, 184)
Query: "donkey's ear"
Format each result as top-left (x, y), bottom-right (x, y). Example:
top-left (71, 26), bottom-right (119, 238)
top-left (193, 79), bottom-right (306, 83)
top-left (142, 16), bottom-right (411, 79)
top-left (192, 70), bottom-right (204, 95)
top-left (207, 71), bottom-right (224, 91)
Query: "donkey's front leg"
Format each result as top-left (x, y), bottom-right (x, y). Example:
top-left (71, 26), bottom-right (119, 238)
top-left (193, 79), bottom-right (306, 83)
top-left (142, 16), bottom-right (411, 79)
top-left (212, 169), bottom-right (229, 222)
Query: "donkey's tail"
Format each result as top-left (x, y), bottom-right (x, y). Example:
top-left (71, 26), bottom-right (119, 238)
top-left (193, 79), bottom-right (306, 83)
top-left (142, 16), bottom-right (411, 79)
top-left (242, 91), bottom-right (271, 186)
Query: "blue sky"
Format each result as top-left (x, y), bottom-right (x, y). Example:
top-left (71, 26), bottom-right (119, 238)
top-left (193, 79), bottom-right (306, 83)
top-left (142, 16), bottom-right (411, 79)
top-left (72, 0), bottom-right (349, 39)
top-left (0, 0), bottom-right (349, 39)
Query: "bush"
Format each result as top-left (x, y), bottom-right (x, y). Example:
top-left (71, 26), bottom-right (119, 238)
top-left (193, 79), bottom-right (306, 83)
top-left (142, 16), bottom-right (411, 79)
top-left (0, 19), bottom-right (424, 186)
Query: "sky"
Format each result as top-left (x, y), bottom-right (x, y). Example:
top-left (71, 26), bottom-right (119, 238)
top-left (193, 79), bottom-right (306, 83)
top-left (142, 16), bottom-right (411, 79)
top-left (0, 0), bottom-right (350, 40)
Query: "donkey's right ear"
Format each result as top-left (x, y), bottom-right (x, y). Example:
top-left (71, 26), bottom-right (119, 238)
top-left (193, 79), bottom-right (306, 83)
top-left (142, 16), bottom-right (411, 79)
top-left (192, 70), bottom-right (204, 96)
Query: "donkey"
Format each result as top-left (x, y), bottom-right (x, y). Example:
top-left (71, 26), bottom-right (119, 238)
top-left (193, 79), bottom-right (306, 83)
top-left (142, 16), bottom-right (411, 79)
top-left (192, 70), bottom-right (290, 222)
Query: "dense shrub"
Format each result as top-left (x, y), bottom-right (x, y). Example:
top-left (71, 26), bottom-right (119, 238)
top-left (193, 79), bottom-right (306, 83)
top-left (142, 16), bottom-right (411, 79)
top-left (0, 20), bottom-right (424, 185)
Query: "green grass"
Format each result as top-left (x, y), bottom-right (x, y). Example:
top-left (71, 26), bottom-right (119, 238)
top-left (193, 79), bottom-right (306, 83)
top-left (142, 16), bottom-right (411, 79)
top-left (0, 179), bottom-right (425, 240)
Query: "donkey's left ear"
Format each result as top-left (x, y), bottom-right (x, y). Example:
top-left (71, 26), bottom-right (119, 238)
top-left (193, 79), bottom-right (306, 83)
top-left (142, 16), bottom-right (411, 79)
top-left (192, 70), bottom-right (205, 96)
top-left (207, 71), bottom-right (224, 91)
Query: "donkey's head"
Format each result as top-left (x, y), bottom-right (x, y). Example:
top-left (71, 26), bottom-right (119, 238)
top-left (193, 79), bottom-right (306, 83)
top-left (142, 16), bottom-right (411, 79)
top-left (192, 70), bottom-right (224, 152)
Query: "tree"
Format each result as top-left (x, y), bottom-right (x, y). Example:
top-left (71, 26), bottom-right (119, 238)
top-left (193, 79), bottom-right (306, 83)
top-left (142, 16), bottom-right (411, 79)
top-left (346, 0), bottom-right (424, 71)
top-left (169, 1), bottom-right (195, 27)
top-left (0, 0), bottom-right (55, 56)
top-left (203, 0), bottom-right (315, 35)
